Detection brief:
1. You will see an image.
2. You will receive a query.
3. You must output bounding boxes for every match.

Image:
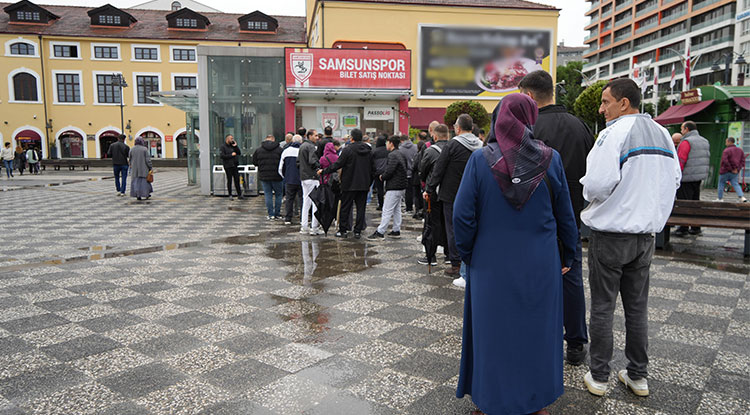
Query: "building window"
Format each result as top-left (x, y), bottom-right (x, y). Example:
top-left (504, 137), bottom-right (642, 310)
top-left (171, 1), bottom-right (181, 11)
top-left (176, 18), bottom-right (197, 28)
top-left (9, 42), bottom-right (34, 55)
top-left (247, 21), bottom-right (269, 30)
top-left (172, 48), bottom-right (195, 61)
top-left (97, 15), bottom-right (121, 25)
top-left (53, 44), bottom-right (78, 58)
top-left (136, 75), bottom-right (159, 104)
top-left (17, 11), bottom-right (40, 21)
top-left (743, 20), bottom-right (750, 37)
top-left (174, 76), bottom-right (196, 90)
top-left (55, 73), bottom-right (81, 103)
top-left (134, 47), bottom-right (158, 60)
top-left (13, 72), bottom-right (38, 101)
top-left (96, 74), bottom-right (121, 104)
top-left (94, 46), bottom-right (118, 59)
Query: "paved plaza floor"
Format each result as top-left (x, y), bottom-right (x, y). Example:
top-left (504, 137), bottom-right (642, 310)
top-left (0, 169), bottom-right (748, 414)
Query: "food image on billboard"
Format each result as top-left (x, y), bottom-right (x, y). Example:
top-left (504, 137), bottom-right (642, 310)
top-left (419, 24), bottom-right (552, 99)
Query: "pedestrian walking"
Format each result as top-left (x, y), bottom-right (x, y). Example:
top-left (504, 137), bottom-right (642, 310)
top-left (129, 137), bottom-right (154, 201)
top-left (674, 120), bottom-right (710, 235)
top-left (520, 69), bottom-right (595, 366)
top-left (26, 146), bottom-right (40, 174)
top-left (108, 134), bottom-right (130, 196)
top-left (398, 135), bottom-right (417, 213)
top-left (220, 134), bottom-right (243, 200)
top-left (14, 145), bottom-right (26, 176)
top-left (581, 78), bottom-right (681, 398)
top-left (716, 136), bottom-right (747, 202)
top-left (372, 136), bottom-right (388, 210)
top-left (418, 124), bottom-right (451, 266)
top-left (253, 134), bottom-right (284, 219)
top-left (454, 93), bottom-right (579, 415)
top-left (319, 128), bottom-right (375, 239)
top-left (279, 135), bottom-right (303, 225)
top-left (424, 114), bottom-right (483, 276)
top-left (369, 136), bottom-right (408, 240)
top-left (2, 143), bottom-right (15, 178)
top-left (298, 129), bottom-right (321, 235)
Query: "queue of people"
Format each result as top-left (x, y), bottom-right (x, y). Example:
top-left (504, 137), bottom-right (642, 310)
top-left (0, 143), bottom-right (41, 178)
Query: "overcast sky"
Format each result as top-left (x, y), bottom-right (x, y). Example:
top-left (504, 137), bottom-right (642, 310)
top-left (39, 0), bottom-right (588, 46)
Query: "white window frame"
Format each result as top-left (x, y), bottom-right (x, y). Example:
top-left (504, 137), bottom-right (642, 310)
top-left (132, 72), bottom-right (163, 106)
top-left (168, 45), bottom-right (197, 63)
top-left (51, 70), bottom-right (84, 105)
top-left (171, 72), bottom-right (198, 90)
top-left (49, 41), bottom-right (82, 60)
top-left (4, 37), bottom-right (39, 58)
top-left (92, 70), bottom-right (124, 106)
top-left (90, 43), bottom-right (121, 61)
top-left (7, 67), bottom-right (42, 104)
top-left (131, 44), bottom-right (161, 62)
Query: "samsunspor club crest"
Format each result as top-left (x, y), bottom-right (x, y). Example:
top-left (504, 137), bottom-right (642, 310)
top-left (290, 52), bottom-right (314, 86)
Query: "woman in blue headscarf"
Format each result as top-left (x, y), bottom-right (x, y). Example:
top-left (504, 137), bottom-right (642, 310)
top-left (129, 137), bottom-right (153, 200)
top-left (454, 93), bottom-right (578, 415)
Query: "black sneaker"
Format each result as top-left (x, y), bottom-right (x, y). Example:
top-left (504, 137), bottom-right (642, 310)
top-left (418, 257), bottom-right (438, 266)
top-left (387, 231), bottom-right (401, 239)
top-left (688, 228), bottom-right (702, 235)
top-left (353, 232), bottom-right (361, 239)
top-left (335, 231), bottom-right (348, 238)
top-left (367, 231), bottom-right (384, 240)
top-left (673, 227), bottom-right (688, 236)
top-left (566, 345), bottom-right (587, 366)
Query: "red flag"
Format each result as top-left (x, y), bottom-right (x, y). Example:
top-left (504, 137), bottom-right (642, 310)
top-left (654, 70), bottom-right (658, 86)
top-left (685, 47), bottom-right (691, 89)
top-left (670, 63), bottom-right (676, 89)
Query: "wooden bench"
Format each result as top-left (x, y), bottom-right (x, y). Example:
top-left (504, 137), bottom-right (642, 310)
top-left (656, 200), bottom-right (750, 257)
top-left (41, 159), bottom-right (91, 171)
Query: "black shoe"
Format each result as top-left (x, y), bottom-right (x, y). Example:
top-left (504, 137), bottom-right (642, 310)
top-left (335, 231), bottom-right (348, 238)
top-left (673, 227), bottom-right (688, 236)
top-left (238, 195), bottom-right (245, 200)
top-left (376, 206), bottom-right (383, 211)
top-left (405, 209), bottom-right (413, 213)
top-left (387, 231), bottom-right (401, 239)
top-left (367, 231), bottom-right (384, 240)
top-left (353, 232), bottom-right (361, 239)
top-left (566, 345), bottom-right (587, 366)
top-left (688, 228), bottom-right (702, 235)
top-left (418, 257), bottom-right (438, 266)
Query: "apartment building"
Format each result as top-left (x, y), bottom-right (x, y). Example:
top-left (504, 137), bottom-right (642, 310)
top-left (582, 0), bottom-right (746, 106)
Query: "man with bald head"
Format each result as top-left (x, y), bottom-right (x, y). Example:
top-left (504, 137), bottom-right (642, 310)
top-left (671, 133), bottom-right (682, 149)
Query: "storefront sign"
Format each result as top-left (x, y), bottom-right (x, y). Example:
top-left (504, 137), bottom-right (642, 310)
top-left (342, 114), bottom-right (360, 129)
top-left (286, 48), bottom-right (411, 90)
top-left (322, 113), bottom-right (339, 130)
top-left (364, 106), bottom-right (394, 120)
top-left (681, 90), bottom-right (701, 105)
top-left (165, 135), bottom-right (173, 142)
top-left (728, 122), bottom-right (744, 146)
top-left (418, 24), bottom-right (552, 99)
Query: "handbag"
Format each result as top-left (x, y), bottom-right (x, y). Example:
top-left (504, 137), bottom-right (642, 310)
top-left (146, 170), bottom-right (154, 183)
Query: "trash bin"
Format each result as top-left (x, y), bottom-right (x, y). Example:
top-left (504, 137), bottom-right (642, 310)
top-left (238, 165), bottom-right (259, 196)
top-left (212, 165), bottom-right (227, 196)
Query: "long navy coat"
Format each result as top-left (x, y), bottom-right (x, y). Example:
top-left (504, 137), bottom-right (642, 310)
top-left (454, 150), bottom-right (578, 415)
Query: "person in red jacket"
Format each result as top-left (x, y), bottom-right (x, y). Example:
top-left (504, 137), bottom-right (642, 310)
top-left (716, 137), bottom-right (747, 202)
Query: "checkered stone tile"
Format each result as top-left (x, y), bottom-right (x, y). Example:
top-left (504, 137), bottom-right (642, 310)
top-left (25, 381), bottom-right (121, 415)
top-left (349, 368), bottom-right (434, 411)
top-left (256, 343), bottom-right (333, 373)
top-left (337, 316), bottom-right (403, 337)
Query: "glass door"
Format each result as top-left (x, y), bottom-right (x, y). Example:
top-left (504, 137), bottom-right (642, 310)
top-left (186, 113), bottom-right (199, 186)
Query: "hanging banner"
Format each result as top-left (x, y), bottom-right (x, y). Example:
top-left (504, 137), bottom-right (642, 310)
top-left (363, 106), bottom-right (395, 120)
top-left (728, 122), bottom-right (744, 146)
top-left (286, 48), bottom-right (411, 90)
top-left (342, 114), bottom-right (360, 129)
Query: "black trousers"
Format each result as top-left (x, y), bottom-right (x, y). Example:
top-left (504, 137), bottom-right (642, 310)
top-left (425, 199), bottom-right (449, 262)
top-left (340, 190), bottom-right (368, 233)
top-left (284, 183), bottom-right (302, 221)
top-left (676, 181), bottom-right (701, 231)
top-left (413, 182), bottom-right (424, 212)
top-left (224, 166), bottom-right (241, 197)
top-left (373, 178), bottom-right (385, 208)
top-left (405, 177), bottom-right (414, 211)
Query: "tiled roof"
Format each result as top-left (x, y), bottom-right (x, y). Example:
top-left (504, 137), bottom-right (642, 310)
top-left (0, 3), bottom-right (306, 43)
top-left (331, 0), bottom-right (557, 10)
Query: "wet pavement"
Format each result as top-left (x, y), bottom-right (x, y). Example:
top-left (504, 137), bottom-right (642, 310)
top-left (0, 169), bottom-right (748, 414)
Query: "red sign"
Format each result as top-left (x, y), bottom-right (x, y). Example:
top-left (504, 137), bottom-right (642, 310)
top-left (165, 135), bottom-right (173, 142)
top-left (286, 48), bottom-right (411, 90)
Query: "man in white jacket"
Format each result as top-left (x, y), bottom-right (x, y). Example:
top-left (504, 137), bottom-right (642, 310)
top-left (580, 79), bottom-right (681, 398)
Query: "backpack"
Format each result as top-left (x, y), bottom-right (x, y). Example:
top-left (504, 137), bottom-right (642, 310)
top-left (26, 149), bottom-right (38, 163)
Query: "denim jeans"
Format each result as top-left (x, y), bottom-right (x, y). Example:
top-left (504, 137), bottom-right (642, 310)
top-left (3, 160), bottom-right (13, 177)
top-left (113, 164), bottom-right (128, 193)
top-left (262, 180), bottom-right (284, 217)
top-left (376, 189), bottom-right (404, 234)
top-left (718, 172), bottom-right (744, 199)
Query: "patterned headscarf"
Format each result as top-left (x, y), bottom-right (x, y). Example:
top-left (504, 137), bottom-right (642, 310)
top-left (135, 137), bottom-right (147, 147)
top-left (483, 93), bottom-right (552, 210)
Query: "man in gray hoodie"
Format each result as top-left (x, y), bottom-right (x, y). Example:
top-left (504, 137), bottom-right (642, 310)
top-left (425, 114), bottom-right (483, 275)
top-left (399, 135), bottom-right (418, 212)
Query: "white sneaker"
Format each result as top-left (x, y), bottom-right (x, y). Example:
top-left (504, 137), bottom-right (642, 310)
top-left (618, 370), bottom-right (649, 397)
top-left (452, 277), bottom-right (466, 288)
top-left (740, 197), bottom-right (748, 203)
top-left (713, 198), bottom-right (723, 202)
top-left (299, 227), bottom-right (309, 234)
top-left (309, 228), bottom-right (321, 236)
top-left (584, 371), bottom-right (608, 396)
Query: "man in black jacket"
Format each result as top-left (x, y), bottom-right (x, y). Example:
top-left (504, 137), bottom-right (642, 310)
top-left (369, 136), bottom-right (408, 240)
top-left (418, 124), bottom-right (451, 266)
top-left (220, 134), bottom-right (243, 200)
top-left (319, 128), bottom-right (374, 239)
top-left (316, 126), bottom-right (334, 158)
top-left (424, 114), bottom-right (482, 275)
top-left (519, 70), bottom-right (594, 366)
top-left (253, 134), bottom-right (284, 219)
top-left (107, 134), bottom-right (130, 196)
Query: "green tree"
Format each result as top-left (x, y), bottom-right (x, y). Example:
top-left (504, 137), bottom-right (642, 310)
top-left (444, 100), bottom-right (490, 132)
top-left (657, 95), bottom-right (670, 116)
top-left (556, 61), bottom-right (585, 111)
top-left (643, 103), bottom-right (655, 117)
top-left (573, 80), bottom-right (607, 134)
top-left (409, 127), bottom-right (422, 140)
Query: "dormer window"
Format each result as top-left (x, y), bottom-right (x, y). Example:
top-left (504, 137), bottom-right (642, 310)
top-left (238, 11), bottom-right (278, 33)
top-left (87, 4), bottom-right (136, 28)
top-left (166, 8), bottom-right (209, 30)
top-left (4, 0), bottom-right (59, 25)
top-left (17, 11), bottom-right (40, 21)
top-left (98, 15), bottom-right (121, 25)
top-left (171, 1), bottom-right (181, 11)
top-left (175, 18), bottom-right (197, 28)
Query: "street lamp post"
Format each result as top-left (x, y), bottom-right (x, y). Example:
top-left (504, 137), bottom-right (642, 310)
top-left (711, 52), bottom-right (747, 86)
top-left (111, 74), bottom-right (128, 135)
top-left (665, 48), bottom-right (704, 90)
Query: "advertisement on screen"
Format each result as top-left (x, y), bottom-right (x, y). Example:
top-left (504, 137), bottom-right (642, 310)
top-left (418, 24), bottom-right (553, 99)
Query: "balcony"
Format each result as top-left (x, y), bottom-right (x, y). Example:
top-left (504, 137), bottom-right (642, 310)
top-left (588, 1), bottom-right (601, 11)
top-left (692, 0), bottom-right (722, 12)
top-left (615, 14), bottom-right (632, 27)
top-left (692, 35), bottom-right (734, 51)
top-left (599, 68), bottom-right (611, 77)
top-left (635, 21), bottom-right (657, 34)
top-left (584, 46), bottom-right (598, 55)
top-left (636, 4), bottom-right (658, 17)
top-left (662, 0), bottom-right (681, 4)
top-left (616, 0), bottom-right (632, 10)
top-left (691, 14), bottom-right (733, 31)
top-left (602, 9), bottom-right (612, 18)
top-left (660, 47), bottom-right (685, 59)
top-left (585, 30), bottom-right (599, 41)
top-left (601, 38), bottom-right (612, 47)
top-left (661, 11), bottom-right (685, 24)
top-left (613, 47), bottom-right (632, 58)
top-left (659, 67), bottom-right (684, 78)
top-left (614, 31), bottom-right (631, 42)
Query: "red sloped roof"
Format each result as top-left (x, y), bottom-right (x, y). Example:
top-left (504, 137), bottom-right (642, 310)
top-left (332, 0), bottom-right (557, 10)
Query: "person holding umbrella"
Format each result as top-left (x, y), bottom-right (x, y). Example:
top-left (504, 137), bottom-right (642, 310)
top-left (419, 124), bottom-right (451, 267)
top-left (311, 141), bottom-right (341, 235)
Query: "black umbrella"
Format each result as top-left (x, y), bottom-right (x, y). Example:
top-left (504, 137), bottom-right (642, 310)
top-left (310, 182), bottom-right (337, 235)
